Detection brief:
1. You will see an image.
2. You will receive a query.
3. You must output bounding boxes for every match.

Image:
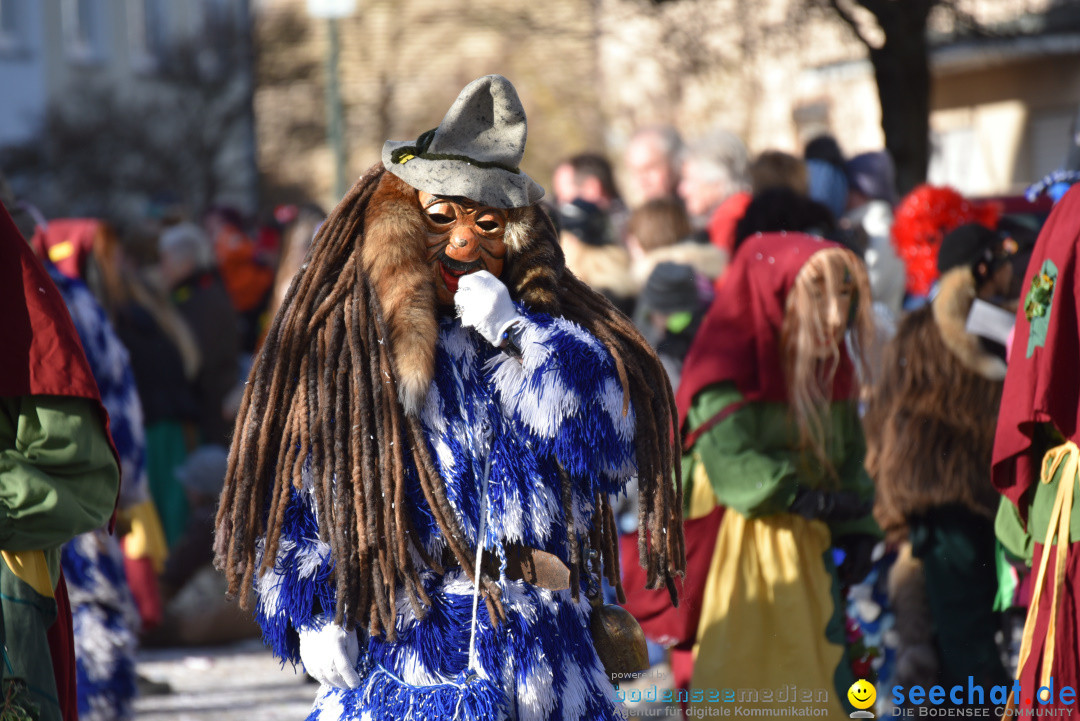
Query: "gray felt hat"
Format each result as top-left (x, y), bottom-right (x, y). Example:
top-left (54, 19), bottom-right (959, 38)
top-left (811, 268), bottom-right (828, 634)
top-left (382, 75), bottom-right (545, 209)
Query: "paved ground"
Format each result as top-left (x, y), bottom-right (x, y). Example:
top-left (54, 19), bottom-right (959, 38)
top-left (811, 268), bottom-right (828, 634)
top-left (133, 640), bottom-right (684, 719)
top-left (134, 640), bottom-right (316, 721)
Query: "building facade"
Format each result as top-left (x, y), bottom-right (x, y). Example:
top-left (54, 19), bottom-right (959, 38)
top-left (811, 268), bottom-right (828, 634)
top-left (249, 0), bottom-right (1080, 209)
top-left (0, 0), bottom-right (257, 218)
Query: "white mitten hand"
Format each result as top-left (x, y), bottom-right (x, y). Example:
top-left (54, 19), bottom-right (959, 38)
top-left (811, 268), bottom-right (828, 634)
top-left (298, 622), bottom-right (362, 689)
top-left (455, 270), bottom-right (521, 346)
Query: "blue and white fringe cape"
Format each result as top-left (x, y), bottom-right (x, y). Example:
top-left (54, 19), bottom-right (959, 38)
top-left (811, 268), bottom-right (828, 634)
top-left (51, 268), bottom-right (143, 721)
top-left (255, 309), bottom-right (638, 720)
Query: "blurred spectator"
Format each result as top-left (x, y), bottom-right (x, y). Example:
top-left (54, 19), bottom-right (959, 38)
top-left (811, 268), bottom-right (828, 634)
top-left (732, 187), bottom-right (838, 256)
top-left (552, 153), bottom-right (629, 242)
top-left (625, 197), bottom-right (726, 290)
top-left (865, 222), bottom-right (1017, 700)
top-left (227, 203), bottom-right (328, 421)
top-left (36, 219), bottom-right (201, 548)
top-left (845, 151), bottom-right (905, 326)
top-left (805, 134), bottom-right (847, 168)
top-left (108, 256), bottom-right (201, 549)
top-left (143, 445), bottom-right (261, 647)
top-left (159, 223), bottom-right (240, 447)
top-left (679, 129), bottom-right (752, 255)
top-left (750, 150), bottom-right (808, 196)
top-left (558, 199), bottom-right (636, 315)
top-left (625, 126), bottom-right (684, 203)
top-left (268, 203), bottom-right (326, 323)
top-left (805, 134), bottom-right (850, 221)
top-left (203, 206), bottom-right (275, 352)
top-left (31, 218), bottom-right (165, 720)
top-left (636, 262), bottom-right (710, 387)
top-left (846, 150), bottom-right (898, 207)
top-left (553, 160), bottom-right (579, 207)
top-left (997, 215), bottom-right (1040, 303)
top-left (617, 260), bottom-right (711, 627)
top-left (0, 203), bottom-right (121, 721)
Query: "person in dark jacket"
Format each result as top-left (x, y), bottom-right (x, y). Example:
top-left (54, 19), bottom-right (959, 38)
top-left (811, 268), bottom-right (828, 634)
top-left (158, 223), bottom-right (240, 448)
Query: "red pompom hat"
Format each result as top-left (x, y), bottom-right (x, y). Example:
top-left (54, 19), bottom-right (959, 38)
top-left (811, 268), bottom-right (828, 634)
top-left (891, 184), bottom-right (1000, 298)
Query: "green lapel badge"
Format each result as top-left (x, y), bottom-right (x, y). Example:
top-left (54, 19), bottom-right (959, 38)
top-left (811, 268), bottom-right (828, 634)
top-left (1025, 259), bottom-right (1058, 358)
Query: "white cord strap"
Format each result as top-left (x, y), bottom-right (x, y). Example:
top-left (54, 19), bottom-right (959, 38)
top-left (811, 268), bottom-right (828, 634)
top-left (466, 429), bottom-right (494, 674)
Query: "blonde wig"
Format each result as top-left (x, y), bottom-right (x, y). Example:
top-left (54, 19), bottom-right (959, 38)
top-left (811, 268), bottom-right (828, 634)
top-left (779, 246), bottom-right (874, 477)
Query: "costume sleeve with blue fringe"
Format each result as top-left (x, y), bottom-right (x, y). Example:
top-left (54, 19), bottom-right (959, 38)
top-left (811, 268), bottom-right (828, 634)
top-left (254, 477), bottom-right (336, 665)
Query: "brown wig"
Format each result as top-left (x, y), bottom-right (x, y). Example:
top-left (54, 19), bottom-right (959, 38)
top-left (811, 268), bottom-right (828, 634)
top-left (215, 165), bottom-right (684, 639)
top-left (865, 271), bottom-right (1004, 541)
top-left (779, 247), bottom-right (873, 478)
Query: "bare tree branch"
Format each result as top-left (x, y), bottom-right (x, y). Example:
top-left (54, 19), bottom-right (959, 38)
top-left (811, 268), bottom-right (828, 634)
top-left (826, 0), bottom-right (873, 48)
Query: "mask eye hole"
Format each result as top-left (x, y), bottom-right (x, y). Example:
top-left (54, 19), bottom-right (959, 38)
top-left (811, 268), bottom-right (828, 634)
top-left (423, 199), bottom-right (457, 226)
top-left (474, 209), bottom-right (507, 235)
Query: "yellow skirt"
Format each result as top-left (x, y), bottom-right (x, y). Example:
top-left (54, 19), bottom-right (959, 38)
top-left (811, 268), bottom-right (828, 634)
top-left (691, 509), bottom-right (849, 717)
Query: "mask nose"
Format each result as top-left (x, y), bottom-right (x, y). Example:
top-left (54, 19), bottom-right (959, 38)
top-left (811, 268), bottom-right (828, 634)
top-left (447, 227), bottom-right (480, 259)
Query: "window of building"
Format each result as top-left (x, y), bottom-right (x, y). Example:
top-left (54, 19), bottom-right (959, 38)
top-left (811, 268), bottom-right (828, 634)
top-left (63, 0), bottom-right (105, 65)
top-left (928, 126), bottom-right (992, 197)
top-left (1024, 108), bottom-right (1077, 185)
top-left (128, 0), bottom-right (168, 73)
top-left (0, 0), bottom-right (27, 57)
top-left (793, 101), bottom-right (831, 149)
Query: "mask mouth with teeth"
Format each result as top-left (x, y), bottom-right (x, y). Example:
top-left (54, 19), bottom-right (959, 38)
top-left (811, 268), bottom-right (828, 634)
top-left (436, 252), bottom-right (482, 293)
top-left (419, 189), bottom-right (508, 306)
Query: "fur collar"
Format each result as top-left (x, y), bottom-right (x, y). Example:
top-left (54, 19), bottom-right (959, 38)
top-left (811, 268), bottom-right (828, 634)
top-left (932, 267), bottom-right (1007, 381)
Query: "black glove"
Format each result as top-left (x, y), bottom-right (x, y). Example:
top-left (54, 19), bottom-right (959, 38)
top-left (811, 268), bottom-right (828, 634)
top-left (788, 488), bottom-right (872, 523)
top-left (835, 534), bottom-right (878, 586)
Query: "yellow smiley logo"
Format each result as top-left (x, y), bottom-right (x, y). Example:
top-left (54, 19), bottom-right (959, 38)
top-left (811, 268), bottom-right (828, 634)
top-left (847, 679), bottom-right (876, 711)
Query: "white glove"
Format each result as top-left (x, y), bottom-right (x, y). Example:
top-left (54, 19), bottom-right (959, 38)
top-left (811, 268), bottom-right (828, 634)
top-left (455, 270), bottom-right (522, 347)
top-left (298, 622), bottom-right (362, 689)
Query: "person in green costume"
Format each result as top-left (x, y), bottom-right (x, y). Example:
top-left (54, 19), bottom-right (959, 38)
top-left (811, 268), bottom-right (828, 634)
top-left (674, 233), bottom-right (879, 717)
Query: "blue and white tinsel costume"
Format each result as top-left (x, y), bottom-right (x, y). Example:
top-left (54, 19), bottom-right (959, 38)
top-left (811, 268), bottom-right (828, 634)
top-left (50, 267), bottom-right (143, 721)
top-left (255, 309), bottom-right (637, 721)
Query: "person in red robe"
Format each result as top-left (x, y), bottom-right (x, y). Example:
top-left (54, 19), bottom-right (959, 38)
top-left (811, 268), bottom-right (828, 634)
top-left (0, 203), bottom-right (121, 721)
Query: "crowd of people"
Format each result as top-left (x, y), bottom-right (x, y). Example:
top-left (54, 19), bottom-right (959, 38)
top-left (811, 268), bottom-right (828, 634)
top-left (2, 70), bottom-right (1078, 721)
top-left (550, 125), bottom-right (1051, 715)
top-left (0, 174), bottom-right (326, 720)
top-left (560, 123), bottom-right (1080, 718)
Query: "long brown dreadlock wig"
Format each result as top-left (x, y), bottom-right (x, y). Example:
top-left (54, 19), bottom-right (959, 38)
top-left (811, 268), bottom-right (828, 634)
top-left (215, 165), bottom-right (684, 639)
